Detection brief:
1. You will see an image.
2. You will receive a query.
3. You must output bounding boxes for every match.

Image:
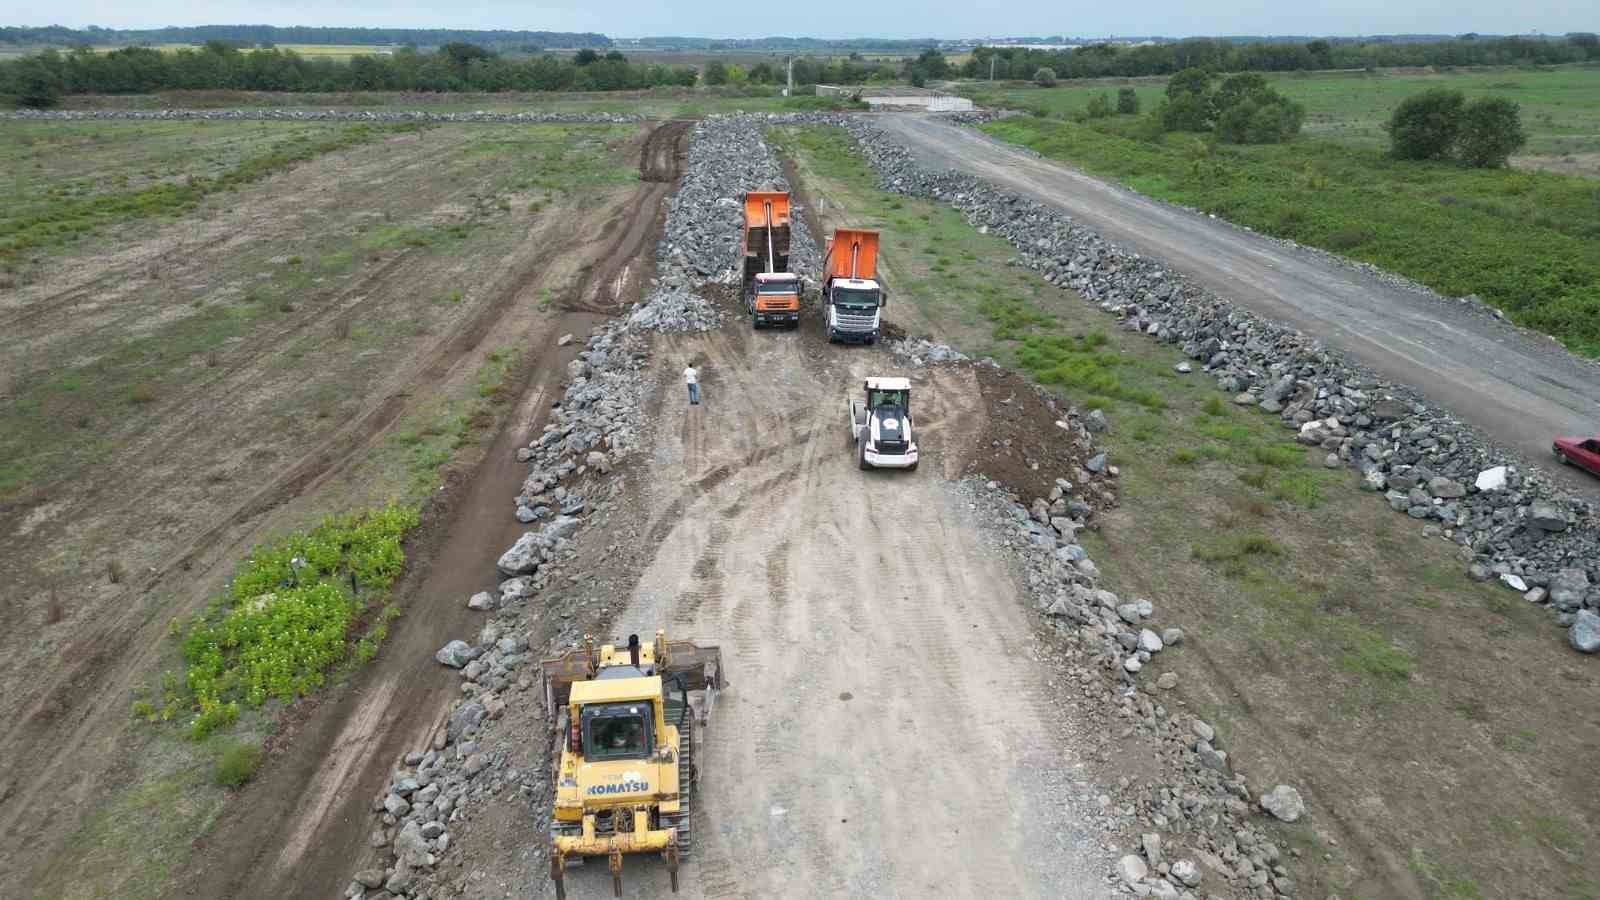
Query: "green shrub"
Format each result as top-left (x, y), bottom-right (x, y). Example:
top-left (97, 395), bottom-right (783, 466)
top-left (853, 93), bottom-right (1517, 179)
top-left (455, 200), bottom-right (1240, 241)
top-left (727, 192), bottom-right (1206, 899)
top-left (1456, 96), bottom-right (1526, 168)
top-left (1389, 88), bottom-right (1466, 160)
top-left (1117, 87), bottom-right (1140, 115)
top-left (214, 741), bottom-right (262, 787)
top-left (180, 502), bottom-right (418, 738)
top-left (1325, 225), bottom-right (1375, 250)
top-left (1034, 67), bottom-right (1057, 88)
top-left (1087, 92), bottom-right (1113, 119)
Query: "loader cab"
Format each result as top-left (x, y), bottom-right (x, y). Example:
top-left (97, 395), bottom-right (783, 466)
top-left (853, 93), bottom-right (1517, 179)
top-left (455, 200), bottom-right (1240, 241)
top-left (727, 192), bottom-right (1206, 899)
top-left (867, 386), bottom-right (909, 414)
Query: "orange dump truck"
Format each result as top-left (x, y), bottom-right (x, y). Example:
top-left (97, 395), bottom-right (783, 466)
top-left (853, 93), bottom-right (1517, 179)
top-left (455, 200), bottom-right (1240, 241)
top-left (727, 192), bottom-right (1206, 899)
top-left (740, 191), bottom-right (802, 329)
top-left (821, 228), bottom-right (886, 344)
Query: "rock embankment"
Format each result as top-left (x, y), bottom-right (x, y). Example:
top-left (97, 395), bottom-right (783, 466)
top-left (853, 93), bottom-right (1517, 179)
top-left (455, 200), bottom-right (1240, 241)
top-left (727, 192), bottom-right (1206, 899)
top-left (3, 108), bottom-right (640, 124)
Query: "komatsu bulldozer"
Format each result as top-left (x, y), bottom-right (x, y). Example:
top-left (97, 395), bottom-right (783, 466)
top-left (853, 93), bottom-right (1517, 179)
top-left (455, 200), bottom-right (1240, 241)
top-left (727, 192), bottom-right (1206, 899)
top-left (539, 630), bottom-right (724, 898)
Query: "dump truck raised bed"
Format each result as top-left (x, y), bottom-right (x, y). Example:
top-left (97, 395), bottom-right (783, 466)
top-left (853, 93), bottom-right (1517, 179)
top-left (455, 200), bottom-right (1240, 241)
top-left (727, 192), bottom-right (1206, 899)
top-left (822, 227), bottom-right (887, 344)
top-left (741, 190), bottom-right (802, 328)
top-left (540, 630), bottom-right (724, 898)
top-left (849, 376), bottom-right (918, 470)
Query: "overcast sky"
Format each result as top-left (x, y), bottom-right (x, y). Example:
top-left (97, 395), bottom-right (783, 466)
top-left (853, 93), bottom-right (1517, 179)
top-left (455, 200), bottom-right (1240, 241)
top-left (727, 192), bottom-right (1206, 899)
top-left (13, 0), bottom-right (1595, 39)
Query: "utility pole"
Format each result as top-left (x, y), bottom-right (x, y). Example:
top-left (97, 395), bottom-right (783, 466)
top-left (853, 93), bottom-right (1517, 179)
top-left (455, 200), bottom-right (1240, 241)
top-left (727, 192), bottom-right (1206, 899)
top-left (786, 56), bottom-right (794, 96)
top-left (989, 55), bottom-right (995, 81)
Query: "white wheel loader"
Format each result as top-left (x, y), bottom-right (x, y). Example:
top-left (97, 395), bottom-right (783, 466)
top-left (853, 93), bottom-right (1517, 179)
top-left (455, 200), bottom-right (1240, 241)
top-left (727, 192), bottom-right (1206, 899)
top-left (848, 376), bottom-right (918, 471)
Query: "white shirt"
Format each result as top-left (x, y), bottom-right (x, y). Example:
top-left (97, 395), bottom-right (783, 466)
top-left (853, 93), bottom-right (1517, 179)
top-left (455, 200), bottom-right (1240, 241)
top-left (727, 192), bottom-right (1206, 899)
top-left (683, 366), bottom-right (699, 385)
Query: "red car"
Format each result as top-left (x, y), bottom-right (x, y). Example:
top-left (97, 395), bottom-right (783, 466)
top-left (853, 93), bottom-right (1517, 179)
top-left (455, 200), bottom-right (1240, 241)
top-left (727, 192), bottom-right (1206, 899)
top-left (1553, 436), bottom-right (1600, 476)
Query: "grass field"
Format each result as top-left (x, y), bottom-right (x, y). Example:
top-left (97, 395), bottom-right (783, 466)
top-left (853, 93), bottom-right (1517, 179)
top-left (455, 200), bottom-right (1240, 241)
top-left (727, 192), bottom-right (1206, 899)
top-left (958, 70), bottom-right (1600, 356)
top-left (961, 65), bottom-right (1600, 157)
top-left (49, 85), bottom-right (866, 117)
top-left (781, 122), bottom-right (1600, 900)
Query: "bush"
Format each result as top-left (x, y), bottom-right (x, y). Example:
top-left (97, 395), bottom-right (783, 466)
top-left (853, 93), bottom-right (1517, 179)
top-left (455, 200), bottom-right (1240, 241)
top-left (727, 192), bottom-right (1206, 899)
top-left (1457, 96), bottom-right (1526, 168)
top-left (1117, 87), bottom-right (1139, 114)
top-left (1389, 88), bottom-right (1466, 160)
top-left (214, 741), bottom-right (262, 787)
top-left (1086, 92), bottom-right (1112, 118)
top-left (1033, 67), bottom-right (1057, 87)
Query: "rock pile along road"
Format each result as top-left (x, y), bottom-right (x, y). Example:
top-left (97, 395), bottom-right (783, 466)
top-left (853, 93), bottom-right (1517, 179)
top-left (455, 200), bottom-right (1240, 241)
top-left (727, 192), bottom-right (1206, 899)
top-left (877, 115), bottom-right (1600, 497)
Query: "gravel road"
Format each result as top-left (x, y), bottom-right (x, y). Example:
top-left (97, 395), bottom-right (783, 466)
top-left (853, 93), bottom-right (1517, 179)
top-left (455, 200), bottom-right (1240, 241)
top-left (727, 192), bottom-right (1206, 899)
top-left (551, 321), bottom-right (1110, 898)
top-left (875, 114), bottom-right (1600, 497)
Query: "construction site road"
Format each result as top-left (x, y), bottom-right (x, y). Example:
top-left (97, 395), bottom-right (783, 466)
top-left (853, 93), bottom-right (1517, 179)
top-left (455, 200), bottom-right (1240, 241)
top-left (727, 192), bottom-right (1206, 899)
top-left (876, 114), bottom-right (1600, 497)
top-left (551, 322), bottom-right (1107, 899)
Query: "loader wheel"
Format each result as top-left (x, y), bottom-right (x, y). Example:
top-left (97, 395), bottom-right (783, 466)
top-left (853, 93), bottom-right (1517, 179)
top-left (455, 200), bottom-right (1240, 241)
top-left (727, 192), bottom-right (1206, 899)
top-left (907, 460), bottom-right (918, 472)
top-left (858, 441), bottom-right (870, 471)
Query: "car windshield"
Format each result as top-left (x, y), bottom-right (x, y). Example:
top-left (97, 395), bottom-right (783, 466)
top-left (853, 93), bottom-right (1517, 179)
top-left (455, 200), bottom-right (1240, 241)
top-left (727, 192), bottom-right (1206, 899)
top-left (584, 704), bottom-right (651, 760)
top-left (758, 281), bottom-right (798, 295)
top-left (833, 287), bottom-right (880, 308)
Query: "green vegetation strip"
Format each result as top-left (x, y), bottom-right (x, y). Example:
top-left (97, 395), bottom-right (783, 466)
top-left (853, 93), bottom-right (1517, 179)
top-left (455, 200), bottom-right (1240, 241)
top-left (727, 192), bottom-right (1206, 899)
top-left (977, 112), bottom-right (1600, 355)
top-left (135, 502), bottom-right (418, 738)
top-left (0, 121), bottom-right (423, 264)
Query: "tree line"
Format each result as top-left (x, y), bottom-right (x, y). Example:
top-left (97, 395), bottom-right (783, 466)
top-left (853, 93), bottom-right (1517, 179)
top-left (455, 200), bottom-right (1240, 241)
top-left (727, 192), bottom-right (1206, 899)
top-left (961, 34), bottom-right (1600, 81)
top-left (1, 44), bottom-right (698, 103)
top-left (0, 25), bottom-right (609, 51)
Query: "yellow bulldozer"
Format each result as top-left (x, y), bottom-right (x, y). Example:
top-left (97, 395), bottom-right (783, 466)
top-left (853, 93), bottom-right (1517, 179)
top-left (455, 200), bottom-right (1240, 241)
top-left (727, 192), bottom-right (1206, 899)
top-left (540, 630), bottom-right (724, 898)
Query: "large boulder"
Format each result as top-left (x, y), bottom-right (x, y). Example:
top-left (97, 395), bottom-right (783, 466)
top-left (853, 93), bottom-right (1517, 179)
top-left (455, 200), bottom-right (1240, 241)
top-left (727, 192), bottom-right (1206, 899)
top-left (434, 640), bottom-right (479, 669)
top-left (1570, 610), bottom-right (1600, 655)
top-left (496, 532), bottom-right (542, 577)
top-left (1549, 569), bottom-right (1590, 608)
top-left (1428, 476), bottom-right (1466, 499)
top-left (447, 701), bottom-right (488, 743)
top-left (1260, 784), bottom-right (1305, 822)
top-left (1527, 501), bottom-right (1568, 533)
top-left (1474, 466), bottom-right (1508, 492)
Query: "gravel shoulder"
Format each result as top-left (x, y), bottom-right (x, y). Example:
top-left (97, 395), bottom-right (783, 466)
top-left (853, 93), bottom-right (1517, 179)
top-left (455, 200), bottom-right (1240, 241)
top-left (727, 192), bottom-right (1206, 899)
top-left (875, 114), bottom-right (1600, 498)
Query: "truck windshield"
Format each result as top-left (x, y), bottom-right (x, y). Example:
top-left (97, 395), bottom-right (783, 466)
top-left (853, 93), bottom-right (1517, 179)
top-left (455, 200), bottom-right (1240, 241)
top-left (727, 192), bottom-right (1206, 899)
top-left (583, 703), bottom-right (652, 761)
top-left (758, 281), bottom-right (798, 295)
top-left (869, 390), bottom-right (908, 410)
top-left (833, 287), bottom-right (880, 308)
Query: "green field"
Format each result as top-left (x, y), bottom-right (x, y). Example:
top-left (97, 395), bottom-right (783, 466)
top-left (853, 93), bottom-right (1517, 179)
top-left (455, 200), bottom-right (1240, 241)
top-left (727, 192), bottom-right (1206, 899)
top-left (958, 67), bottom-right (1600, 356)
top-left (961, 66), bottom-right (1600, 157)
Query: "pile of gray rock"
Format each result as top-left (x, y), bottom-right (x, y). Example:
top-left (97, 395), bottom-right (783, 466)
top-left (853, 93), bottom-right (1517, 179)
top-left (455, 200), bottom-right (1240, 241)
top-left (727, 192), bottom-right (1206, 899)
top-left (4, 108), bottom-right (641, 124)
top-left (888, 337), bottom-right (969, 365)
top-left (834, 116), bottom-right (1600, 654)
top-left (964, 475), bottom-right (1308, 899)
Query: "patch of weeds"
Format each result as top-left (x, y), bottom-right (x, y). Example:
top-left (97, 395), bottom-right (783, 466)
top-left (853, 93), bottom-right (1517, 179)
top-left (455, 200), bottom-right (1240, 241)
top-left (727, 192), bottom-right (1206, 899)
top-left (1252, 444), bottom-right (1303, 468)
top-left (174, 502), bottom-right (419, 739)
top-left (1014, 332), bottom-right (1165, 409)
top-left (213, 740), bottom-right (262, 787)
top-left (1413, 595), bottom-right (1442, 610)
top-left (1193, 532), bottom-right (1285, 577)
top-left (1408, 847), bottom-right (1485, 899)
top-left (1532, 815), bottom-right (1585, 855)
top-left (1453, 697), bottom-right (1490, 722)
top-left (1494, 727), bottom-right (1537, 753)
top-left (129, 383), bottom-right (157, 405)
top-left (107, 559), bottom-right (126, 584)
top-left (285, 255), bottom-right (303, 266)
top-left (1337, 630), bottom-right (1413, 683)
top-left (1201, 395), bottom-right (1228, 417)
top-left (1170, 448), bottom-right (1200, 465)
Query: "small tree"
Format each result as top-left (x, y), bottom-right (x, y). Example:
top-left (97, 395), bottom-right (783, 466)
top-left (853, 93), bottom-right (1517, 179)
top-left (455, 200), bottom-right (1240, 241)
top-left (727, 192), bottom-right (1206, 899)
top-left (1033, 67), bottom-right (1056, 87)
top-left (1389, 88), bottom-right (1465, 160)
top-left (13, 56), bottom-right (64, 109)
top-left (572, 48), bottom-right (600, 66)
top-left (703, 60), bottom-right (728, 86)
top-left (1116, 87), bottom-right (1139, 114)
top-left (1161, 67), bottom-right (1214, 131)
top-left (1086, 92), bottom-right (1112, 118)
top-left (1456, 96), bottom-right (1526, 167)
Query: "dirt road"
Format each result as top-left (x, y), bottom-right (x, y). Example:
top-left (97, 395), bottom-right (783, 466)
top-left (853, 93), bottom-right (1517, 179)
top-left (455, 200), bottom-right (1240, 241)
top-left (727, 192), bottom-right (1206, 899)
top-left (547, 316), bottom-right (1107, 899)
top-left (876, 114), bottom-right (1600, 496)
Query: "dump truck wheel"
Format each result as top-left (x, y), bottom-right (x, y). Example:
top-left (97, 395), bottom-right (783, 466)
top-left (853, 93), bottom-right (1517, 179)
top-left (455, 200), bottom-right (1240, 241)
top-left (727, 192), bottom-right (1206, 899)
top-left (858, 441), bottom-right (870, 471)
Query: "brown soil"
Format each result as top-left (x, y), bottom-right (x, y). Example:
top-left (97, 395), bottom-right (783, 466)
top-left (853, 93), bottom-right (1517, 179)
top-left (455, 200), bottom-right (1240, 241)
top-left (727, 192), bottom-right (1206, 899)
top-left (162, 119), bottom-right (689, 900)
top-left (967, 365), bottom-right (1100, 504)
top-left (1, 120), bottom-right (685, 897)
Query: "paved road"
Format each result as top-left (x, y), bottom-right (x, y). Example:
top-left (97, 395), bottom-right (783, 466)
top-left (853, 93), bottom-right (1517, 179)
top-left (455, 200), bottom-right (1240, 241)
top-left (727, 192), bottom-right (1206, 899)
top-left (877, 114), bottom-right (1600, 496)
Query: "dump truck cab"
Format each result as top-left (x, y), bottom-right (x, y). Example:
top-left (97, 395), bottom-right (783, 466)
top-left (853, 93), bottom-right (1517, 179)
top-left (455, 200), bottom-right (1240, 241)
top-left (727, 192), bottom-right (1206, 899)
top-left (849, 376), bottom-right (918, 470)
top-left (822, 229), bottom-right (886, 344)
top-left (543, 631), bottom-right (723, 898)
top-left (741, 191), bottom-right (802, 328)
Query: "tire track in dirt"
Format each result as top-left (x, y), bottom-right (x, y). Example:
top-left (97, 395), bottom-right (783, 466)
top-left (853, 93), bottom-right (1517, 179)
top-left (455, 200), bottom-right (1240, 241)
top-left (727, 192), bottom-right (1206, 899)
top-left (1, 121), bottom-right (684, 894)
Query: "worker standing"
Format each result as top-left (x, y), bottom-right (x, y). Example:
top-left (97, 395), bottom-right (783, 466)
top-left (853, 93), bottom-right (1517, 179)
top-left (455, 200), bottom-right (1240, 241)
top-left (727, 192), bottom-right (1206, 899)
top-left (684, 362), bottom-right (700, 406)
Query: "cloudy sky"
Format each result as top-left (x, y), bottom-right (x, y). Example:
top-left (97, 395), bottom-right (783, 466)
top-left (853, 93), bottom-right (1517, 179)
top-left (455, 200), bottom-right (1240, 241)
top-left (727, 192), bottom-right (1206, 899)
top-left (13, 0), bottom-right (1595, 38)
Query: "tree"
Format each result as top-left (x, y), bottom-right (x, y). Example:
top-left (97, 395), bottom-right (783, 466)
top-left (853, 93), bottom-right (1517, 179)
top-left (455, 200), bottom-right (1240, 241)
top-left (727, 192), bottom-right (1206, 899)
top-left (1086, 92), bottom-right (1112, 118)
top-left (572, 48), bottom-right (599, 66)
top-left (1033, 67), bottom-right (1056, 87)
top-left (13, 54), bottom-right (64, 108)
top-left (1214, 72), bottom-right (1267, 110)
top-left (703, 60), bottom-right (728, 85)
top-left (1161, 68), bottom-right (1214, 131)
top-left (1305, 40), bottom-right (1332, 67)
top-left (1117, 87), bottom-right (1139, 114)
top-left (1569, 32), bottom-right (1599, 58)
top-left (1456, 96), bottom-right (1525, 167)
top-left (1389, 88), bottom-right (1465, 160)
